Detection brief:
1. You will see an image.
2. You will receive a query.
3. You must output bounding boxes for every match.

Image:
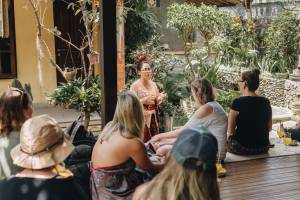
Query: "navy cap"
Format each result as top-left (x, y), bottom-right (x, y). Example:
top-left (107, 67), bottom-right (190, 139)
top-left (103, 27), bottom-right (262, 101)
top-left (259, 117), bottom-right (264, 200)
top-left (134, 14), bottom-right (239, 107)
top-left (171, 127), bottom-right (218, 170)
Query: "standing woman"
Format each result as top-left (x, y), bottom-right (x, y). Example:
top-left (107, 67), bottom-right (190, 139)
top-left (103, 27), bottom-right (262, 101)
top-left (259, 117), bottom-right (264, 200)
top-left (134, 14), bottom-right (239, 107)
top-left (0, 88), bottom-right (33, 179)
top-left (227, 69), bottom-right (272, 155)
top-left (130, 60), bottom-right (165, 142)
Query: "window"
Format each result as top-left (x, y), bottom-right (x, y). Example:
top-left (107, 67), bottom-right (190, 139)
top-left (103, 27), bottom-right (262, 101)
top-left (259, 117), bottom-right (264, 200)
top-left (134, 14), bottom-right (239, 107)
top-left (0, 0), bottom-right (17, 79)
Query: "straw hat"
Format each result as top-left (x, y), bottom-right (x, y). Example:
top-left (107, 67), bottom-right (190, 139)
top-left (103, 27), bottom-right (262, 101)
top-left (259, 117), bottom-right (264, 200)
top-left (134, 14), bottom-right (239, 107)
top-left (11, 114), bottom-right (74, 170)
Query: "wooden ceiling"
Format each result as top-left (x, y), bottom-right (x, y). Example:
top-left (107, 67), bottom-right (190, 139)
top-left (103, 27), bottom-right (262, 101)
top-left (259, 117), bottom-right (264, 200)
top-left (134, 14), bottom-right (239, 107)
top-left (186, 0), bottom-right (240, 6)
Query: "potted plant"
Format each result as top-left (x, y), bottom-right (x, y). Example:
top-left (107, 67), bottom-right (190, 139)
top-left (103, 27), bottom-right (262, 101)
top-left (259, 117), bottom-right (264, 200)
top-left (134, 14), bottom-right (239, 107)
top-left (27, 0), bottom-right (101, 127)
top-left (159, 100), bottom-right (175, 131)
top-left (47, 76), bottom-right (101, 128)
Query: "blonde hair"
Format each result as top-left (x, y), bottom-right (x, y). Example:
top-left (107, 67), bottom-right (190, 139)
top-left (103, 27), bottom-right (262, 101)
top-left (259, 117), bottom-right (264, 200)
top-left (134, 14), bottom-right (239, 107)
top-left (191, 78), bottom-right (215, 104)
top-left (99, 91), bottom-right (145, 141)
top-left (141, 155), bottom-right (220, 200)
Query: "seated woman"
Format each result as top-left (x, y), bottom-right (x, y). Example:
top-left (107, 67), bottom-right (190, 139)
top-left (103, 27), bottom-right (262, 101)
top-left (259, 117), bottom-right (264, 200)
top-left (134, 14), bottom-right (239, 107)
top-left (90, 91), bottom-right (164, 200)
top-left (0, 115), bottom-right (89, 200)
top-left (133, 127), bottom-right (221, 200)
top-left (0, 87), bottom-right (33, 179)
top-left (227, 69), bottom-right (272, 155)
top-left (150, 78), bottom-right (228, 161)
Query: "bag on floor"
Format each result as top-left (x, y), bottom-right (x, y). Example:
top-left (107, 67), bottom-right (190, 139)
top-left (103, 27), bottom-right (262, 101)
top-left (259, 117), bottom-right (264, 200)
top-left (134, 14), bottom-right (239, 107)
top-left (64, 120), bottom-right (97, 198)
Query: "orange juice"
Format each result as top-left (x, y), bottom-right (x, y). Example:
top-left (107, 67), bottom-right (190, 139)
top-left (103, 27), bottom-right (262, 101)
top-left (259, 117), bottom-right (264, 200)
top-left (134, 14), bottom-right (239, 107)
top-left (284, 138), bottom-right (292, 145)
top-left (277, 131), bottom-right (285, 138)
top-left (216, 163), bottom-right (223, 173)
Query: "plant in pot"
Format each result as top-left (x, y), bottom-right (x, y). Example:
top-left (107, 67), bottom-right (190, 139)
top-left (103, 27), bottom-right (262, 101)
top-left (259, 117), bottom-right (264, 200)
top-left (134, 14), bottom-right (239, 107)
top-left (27, 0), bottom-right (100, 127)
top-left (48, 75), bottom-right (101, 128)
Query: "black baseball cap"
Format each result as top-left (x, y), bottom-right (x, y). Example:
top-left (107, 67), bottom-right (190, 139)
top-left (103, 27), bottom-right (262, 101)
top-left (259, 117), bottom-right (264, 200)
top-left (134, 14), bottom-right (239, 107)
top-left (171, 127), bottom-right (218, 170)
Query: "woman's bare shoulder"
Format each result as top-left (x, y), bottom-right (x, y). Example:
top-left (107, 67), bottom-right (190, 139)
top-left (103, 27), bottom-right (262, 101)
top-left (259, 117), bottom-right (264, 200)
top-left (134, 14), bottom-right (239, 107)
top-left (196, 104), bottom-right (213, 118)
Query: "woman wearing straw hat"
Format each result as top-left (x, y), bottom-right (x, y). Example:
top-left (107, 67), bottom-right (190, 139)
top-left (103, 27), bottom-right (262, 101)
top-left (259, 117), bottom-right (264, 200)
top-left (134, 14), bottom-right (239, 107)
top-left (0, 87), bottom-right (33, 179)
top-left (0, 115), bottom-right (90, 200)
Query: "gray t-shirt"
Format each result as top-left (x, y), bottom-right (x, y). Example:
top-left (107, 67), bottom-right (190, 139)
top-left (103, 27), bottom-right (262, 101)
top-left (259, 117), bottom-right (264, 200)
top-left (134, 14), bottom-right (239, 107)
top-left (0, 130), bottom-right (22, 179)
top-left (184, 101), bottom-right (228, 160)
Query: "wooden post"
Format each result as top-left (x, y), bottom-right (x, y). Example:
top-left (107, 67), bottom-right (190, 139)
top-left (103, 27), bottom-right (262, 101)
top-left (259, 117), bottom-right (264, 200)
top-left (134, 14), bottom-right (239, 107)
top-left (99, 0), bottom-right (117, 126)
top-left (116, 0), bottom-right (125, 91)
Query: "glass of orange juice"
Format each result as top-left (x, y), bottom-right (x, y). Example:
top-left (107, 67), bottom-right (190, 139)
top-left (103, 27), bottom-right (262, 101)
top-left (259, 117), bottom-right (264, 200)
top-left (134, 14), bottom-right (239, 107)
top-left (283, 133), bottom-right (292, 151)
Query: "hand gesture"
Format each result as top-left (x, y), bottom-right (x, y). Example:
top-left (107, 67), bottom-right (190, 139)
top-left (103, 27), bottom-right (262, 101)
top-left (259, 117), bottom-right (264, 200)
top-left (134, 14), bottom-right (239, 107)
top-left (156, 92), bottom-right (166, 105)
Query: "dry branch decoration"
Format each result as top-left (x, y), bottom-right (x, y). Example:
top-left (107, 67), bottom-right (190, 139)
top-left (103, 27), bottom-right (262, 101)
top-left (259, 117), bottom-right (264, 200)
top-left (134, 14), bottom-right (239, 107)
top-left (26, 0), bottom-right (100, 85)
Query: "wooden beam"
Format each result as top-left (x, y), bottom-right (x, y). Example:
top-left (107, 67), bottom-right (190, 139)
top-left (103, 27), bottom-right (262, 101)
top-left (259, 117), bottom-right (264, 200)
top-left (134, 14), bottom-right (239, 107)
top-left (99, 0), bottom-right (118, 126)
top-left (116, 0), bottom-right (125, 91)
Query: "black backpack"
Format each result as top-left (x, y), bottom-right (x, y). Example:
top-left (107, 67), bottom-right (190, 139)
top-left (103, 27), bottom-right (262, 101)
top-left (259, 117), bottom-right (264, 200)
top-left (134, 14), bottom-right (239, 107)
top-left (64, 120), bottom-right (97, 146)
top-left (64, 121), bottom-right (97, 198)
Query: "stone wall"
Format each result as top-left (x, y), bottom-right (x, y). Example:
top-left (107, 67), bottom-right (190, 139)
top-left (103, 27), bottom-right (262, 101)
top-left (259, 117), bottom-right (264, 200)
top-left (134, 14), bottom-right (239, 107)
top-left (257, 76), bottom-right (285, 107)
top-left (284, 80), bottom-right (300, 108)
top-left (218, 68), bottom-right (300, 108)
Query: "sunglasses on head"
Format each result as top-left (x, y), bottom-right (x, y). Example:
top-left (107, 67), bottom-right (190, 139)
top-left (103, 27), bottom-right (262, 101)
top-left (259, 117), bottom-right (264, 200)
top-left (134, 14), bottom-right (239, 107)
top-left (8, 87), bottom-right (25, 105)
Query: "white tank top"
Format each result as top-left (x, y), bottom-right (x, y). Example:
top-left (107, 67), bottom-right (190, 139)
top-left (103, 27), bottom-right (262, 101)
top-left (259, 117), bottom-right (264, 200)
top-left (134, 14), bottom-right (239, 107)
top-left (184, 101), bottom-right (228, 160)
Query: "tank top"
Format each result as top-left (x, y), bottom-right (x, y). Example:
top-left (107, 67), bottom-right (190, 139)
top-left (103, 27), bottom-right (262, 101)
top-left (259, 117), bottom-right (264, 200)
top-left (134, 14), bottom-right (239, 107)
top-left (184, 101), bottom-right (228, 160)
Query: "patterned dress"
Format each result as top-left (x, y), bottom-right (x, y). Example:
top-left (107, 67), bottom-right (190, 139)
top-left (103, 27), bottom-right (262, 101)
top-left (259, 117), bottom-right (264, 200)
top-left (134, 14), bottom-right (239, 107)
top-left (90, 159), bottom-right (152, 200)
top-left (130, 80), bottom-right (160, 142)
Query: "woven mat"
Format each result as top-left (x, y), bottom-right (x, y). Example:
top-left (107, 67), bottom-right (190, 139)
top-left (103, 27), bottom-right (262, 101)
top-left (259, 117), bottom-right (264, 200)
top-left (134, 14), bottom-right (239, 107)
top-left (225, 127), bottom-right (300, 163)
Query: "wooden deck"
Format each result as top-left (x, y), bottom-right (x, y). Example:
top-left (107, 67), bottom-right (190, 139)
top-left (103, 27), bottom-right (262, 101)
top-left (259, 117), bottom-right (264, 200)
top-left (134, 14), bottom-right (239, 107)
top-left (220, 155), bottom-right (300, 200)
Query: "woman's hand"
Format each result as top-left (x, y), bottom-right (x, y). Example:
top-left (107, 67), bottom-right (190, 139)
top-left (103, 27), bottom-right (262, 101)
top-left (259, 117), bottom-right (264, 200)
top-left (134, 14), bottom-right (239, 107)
top-left (156, 92), bottom-right (166, 105)
top-left (141, 95), bottom-right (156, 105)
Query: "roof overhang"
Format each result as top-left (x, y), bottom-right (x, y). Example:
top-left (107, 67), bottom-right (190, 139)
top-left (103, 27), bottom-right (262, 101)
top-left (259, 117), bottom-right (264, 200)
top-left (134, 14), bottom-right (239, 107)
top-left (186, 0), bottom-right (240, 7)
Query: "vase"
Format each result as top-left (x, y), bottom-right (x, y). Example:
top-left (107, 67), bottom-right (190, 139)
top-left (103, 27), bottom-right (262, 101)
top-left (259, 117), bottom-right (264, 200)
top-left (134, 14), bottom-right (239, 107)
top-left (87, 52), bottom-right (99, 64)
top-left (63, 69), bottom-right (77, 80)
top-left (163, 113), bottom-right (174, 132)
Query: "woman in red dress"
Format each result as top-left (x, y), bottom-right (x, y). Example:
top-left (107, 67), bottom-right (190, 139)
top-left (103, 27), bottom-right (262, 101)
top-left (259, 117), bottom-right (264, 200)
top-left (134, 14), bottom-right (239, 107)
top-left (130, 61), bottom-right (165, 142)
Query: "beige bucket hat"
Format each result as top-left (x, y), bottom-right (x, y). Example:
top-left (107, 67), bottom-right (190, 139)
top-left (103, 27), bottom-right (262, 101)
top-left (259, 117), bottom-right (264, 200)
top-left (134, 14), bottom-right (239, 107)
top-left (11, 114), bottom-right (74, 170)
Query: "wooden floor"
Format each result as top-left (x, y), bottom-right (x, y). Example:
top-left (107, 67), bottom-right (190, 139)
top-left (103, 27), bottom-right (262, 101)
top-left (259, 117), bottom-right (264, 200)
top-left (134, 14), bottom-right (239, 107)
top-left (220, 155), bottom-right (300, 200)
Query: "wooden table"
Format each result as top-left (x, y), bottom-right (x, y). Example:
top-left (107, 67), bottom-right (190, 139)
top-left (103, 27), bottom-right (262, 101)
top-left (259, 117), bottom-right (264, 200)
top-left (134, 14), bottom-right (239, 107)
top-left (220, 155), bottom-right (300, 200)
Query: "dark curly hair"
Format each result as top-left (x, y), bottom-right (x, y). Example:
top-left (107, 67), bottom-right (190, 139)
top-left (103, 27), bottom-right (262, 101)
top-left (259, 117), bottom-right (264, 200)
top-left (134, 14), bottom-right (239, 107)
top-left (0, 88), bottom-right (32, 136)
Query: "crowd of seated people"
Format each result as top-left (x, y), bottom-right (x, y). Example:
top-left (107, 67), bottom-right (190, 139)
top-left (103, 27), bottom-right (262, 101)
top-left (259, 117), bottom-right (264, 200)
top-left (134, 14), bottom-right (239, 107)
top-left (0, 68), bottom-right (275, 200)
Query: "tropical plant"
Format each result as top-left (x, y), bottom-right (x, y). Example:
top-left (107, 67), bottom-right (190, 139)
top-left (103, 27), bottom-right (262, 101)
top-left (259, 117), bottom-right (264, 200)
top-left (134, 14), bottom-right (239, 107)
top-left (124, 0), bottom-right (160, 55)
top-left (216, 89), bottom-right (240, 113)
top-left (48, 76), bottom-right (101, 127)
top-left (264, 11), bottom-right (300, 73)
top-left (166, 3), bottom-right (232, 83)
top-left (211, 16), bottom-right (262, 69)
top-left (27, 0), bottom-right (101, 127)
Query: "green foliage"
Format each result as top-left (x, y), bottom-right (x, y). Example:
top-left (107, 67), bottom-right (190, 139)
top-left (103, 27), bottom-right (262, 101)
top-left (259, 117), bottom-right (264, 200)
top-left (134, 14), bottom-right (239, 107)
top-left (167, 3), bottom-right (198, 44)
top-left (264, 11), bottom-right (300, 73)
top-left (167, 3), bottom-right (231, 43)
top-left (11, 79), bottom-right (33, 101)
top-left (124, 0), bottom-right (160, 53)
top-left (216, 89), bottom-right (240, 113)
top-left (48, 76), bottom-right (101, 115)
top-left (211, 17), bottom-right (262, 69)
top-left (166, 3), bottom-right (231, 83)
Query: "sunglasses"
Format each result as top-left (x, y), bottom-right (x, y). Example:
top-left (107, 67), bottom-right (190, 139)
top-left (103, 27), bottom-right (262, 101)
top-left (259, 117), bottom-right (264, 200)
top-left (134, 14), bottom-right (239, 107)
top-left (8, 87), bottom-right (24, 105)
